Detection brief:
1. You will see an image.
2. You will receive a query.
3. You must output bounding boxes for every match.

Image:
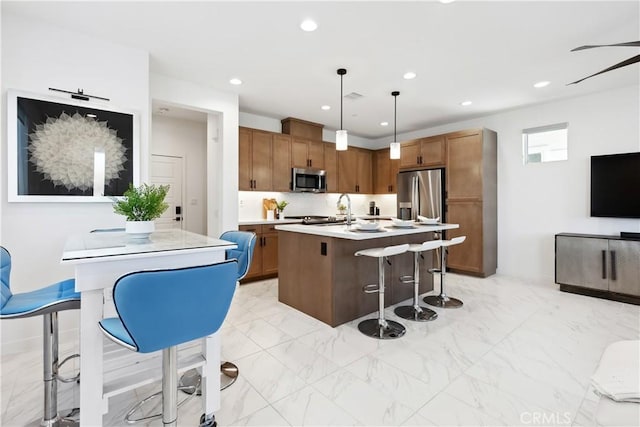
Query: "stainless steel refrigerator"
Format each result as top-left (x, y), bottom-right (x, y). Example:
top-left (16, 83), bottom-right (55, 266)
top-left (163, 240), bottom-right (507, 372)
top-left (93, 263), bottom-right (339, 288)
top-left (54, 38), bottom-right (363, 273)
top-left (397, 168), bottom-right (444, 222)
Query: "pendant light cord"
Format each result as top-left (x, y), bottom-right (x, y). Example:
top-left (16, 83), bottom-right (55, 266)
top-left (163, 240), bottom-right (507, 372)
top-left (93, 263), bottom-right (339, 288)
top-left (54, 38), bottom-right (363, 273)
top-left (340, 74), bottom-right (343, 130)
top-left (394, 94), bottom-right (397, 142)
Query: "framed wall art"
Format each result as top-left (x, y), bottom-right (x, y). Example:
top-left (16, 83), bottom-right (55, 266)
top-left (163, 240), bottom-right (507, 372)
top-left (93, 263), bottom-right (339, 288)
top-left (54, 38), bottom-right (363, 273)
top-left (7, 89), bottom-right (140, 202)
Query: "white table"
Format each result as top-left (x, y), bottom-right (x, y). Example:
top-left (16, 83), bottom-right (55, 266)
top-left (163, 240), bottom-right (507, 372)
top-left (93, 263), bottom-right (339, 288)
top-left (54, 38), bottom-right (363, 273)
top-left (61, 229), bottom-right (236, 426)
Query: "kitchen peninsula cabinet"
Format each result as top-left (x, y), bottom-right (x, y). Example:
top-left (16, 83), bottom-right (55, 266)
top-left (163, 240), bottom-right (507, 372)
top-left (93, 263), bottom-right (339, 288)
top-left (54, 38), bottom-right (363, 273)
top-left (338, 148), bottom-right (372, 194)
top-left (445, 128), bottom-right (497, 277)
top-left (239, 224), bottom-right (279, 281)
top-left (292, 138), bottom-right (325, 169)
top-left (399, 135), bottom-right (445, 169)
top-left (373, 148), bottom-right (399, 194)
top-left (239, 127), bottom-right (272, 191)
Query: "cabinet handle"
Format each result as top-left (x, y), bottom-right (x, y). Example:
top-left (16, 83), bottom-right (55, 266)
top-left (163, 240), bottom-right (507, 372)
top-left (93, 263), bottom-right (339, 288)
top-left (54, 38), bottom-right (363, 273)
top-left (417, 156), bottom-right (420, 164)
top-left (610, 250), bottom-right (617, 281)
top-left (309, 159), bottom-right (312, 167)
top-left (419, 155), bottom-right (423, 164)
top-left (263, 236), bottom-right (267, 247)
top-left (601, 250), bottom-right (607, 279)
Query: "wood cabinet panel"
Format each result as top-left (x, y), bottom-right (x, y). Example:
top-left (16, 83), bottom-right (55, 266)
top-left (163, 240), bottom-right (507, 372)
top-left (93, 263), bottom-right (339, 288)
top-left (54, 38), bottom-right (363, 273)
top-left (239, 224), bottom-right (278, 281)
top-left (239, 224), bottom-right (263, 279)
top-left (308, 140), bottom-right (325, 169)
top-left (356, 149), bottom-right (372, 194)
top-left (400, 140), bottom-right (421, 169)
top-left (446, 131), bottom-right (482, 200)
top-left (239, 128), bottom-right (252, 191)
top-left (608, 240), bottom-right (640, 296)
top-left (262, 230), bottom-right (279, 275)
top-left (373, 149), bottom-right (399, 194)
top-left (445, 201), bottom-right (483, 274)
top-left (420, 135), bottom-right (446, 167)
top-left (291, 139), bottom-right (309, 168)
top-left (272, 134), bottom-right (291, 192)
top-left (338, 150), bottom-right (357, 193)
top-left (251, 131), bottom-right (273, 191)
top-left (324, 143), bottom-right (339, 193)
top-left (556, 236), bottom-right (609, 291)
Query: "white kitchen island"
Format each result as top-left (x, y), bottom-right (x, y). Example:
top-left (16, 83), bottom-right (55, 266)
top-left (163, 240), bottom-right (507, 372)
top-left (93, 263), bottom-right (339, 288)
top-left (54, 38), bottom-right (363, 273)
top-left (275, 220), bottom-right (458, 326)
top-left (61, 229), bottom-right (235, 426)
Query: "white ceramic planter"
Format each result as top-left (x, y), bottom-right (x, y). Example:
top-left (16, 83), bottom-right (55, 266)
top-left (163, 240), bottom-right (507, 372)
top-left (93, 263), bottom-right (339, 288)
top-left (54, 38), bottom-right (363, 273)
top-left (125, 220), bottom-right (155, 239)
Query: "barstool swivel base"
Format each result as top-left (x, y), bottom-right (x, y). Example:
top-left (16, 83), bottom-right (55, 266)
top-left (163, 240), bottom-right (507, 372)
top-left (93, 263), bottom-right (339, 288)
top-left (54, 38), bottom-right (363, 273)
top-left (423, 294), bottom-right (463, 309)
top-left (26, 408), bottom-right (79, 427)
top-left (179, 362), bottom-right (239, 396)
top-left (358, 319), bottom-right (406, 339)
top-left (394, 305), bottom-right (438, 321)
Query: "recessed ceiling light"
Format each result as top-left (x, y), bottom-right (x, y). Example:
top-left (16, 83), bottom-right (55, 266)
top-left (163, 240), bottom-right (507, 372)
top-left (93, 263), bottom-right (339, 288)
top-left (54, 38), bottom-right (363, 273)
top-left (321, 105), bottom-right (331, 110)
top-left (460, 100), bottom-right (472, 106)
top-left (229, 78), bottom-right (242, 85)
top-left (403, 72), bottom-right (417, 80)
top-left (300, 19), bottom-right (318, 32)
top-left (380, 121), bottom-right (389, 126)
top-left (439, 0), bottom-right (456, 4)
top-left (534, 80), bottom-right (550, 88)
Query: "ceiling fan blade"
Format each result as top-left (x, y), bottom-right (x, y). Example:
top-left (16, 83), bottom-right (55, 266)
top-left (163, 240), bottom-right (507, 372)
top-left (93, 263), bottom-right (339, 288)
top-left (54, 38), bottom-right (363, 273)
top-left (571, 41), bottom-right (640, 52)
top-left (568, 54), bottom-right (640, 85)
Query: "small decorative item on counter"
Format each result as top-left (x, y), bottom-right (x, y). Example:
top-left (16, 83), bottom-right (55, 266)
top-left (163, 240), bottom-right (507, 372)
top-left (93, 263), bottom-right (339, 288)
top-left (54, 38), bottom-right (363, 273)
top-left (276, 200), bottom-right (289, 220)
top-left (112, 183), bottom-right (170, 239)
top-left (262, 198), bottom-right (277, 219)
top-left (338, 203), bottom-right (347, 215)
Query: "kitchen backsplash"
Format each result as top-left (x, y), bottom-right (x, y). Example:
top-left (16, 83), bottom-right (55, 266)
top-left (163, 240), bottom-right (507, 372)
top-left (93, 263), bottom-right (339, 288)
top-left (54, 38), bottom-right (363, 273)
top-left (238, 191), bottom-right (397, 221)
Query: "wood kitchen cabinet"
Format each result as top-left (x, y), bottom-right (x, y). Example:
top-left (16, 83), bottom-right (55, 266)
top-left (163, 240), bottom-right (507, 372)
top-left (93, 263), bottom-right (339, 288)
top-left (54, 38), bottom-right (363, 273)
top-left (338, 148), bottom-right (372, 194)
top-left (239, 224), bottom-right (279, 282)
top-left (272, 134), bottom-right (291, 192)
top-left (239, 127), bottom-right (272, 191)
top-left (444, 128), bottom-right (497, 277)
top-left (373, 148), bottom-right (399, 194)
top-left (292, 138), bottom-right (325, 169)
top-left (324, 142), bottom-right (339, 193)
top-left (399, 135), bottom-right (445, 169)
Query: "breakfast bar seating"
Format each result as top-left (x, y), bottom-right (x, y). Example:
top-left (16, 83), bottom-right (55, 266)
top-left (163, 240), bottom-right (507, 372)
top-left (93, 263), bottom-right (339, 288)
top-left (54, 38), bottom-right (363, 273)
top-left (424, 236), bottom-right (467, 309)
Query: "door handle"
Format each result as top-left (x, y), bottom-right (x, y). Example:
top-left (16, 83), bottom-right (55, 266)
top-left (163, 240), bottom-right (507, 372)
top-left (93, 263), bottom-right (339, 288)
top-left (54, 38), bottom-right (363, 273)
top-left (601, 250), bottom-right (607, 279)
top-left (610, 250), bottom-right (617, 281)
top-left (174, 217), bottom-right (181, 222)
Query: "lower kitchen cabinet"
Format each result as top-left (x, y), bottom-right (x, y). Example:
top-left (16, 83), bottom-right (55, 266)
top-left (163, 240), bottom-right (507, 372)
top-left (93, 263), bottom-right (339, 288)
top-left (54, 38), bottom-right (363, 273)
top-left (239, 224), bottom-right (279, 282)
top-left (555, 233), bottom-right (640, 303)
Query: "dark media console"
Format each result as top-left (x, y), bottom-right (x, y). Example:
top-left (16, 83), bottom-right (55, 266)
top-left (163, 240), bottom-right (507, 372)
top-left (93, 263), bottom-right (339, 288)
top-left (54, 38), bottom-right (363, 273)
top-left (555, 233), bottom-right (640, 305)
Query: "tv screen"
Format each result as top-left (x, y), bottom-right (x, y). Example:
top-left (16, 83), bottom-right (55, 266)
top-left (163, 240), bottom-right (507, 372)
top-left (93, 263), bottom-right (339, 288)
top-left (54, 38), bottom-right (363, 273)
top-left (590, 152), bottom-right (640, 218)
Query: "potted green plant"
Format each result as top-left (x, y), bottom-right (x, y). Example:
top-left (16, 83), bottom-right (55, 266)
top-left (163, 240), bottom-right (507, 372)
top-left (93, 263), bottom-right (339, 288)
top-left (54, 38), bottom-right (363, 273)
top-left (112, 183), bottom-right (170, 238)
top-left (338, 203), bottom-right (347, 215)
top-left (276, 200), bottom-right (289, 220)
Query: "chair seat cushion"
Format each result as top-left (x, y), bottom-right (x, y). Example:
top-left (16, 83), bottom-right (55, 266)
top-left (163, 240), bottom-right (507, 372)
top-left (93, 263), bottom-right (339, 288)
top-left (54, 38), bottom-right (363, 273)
top-left (0, 278), bottom-right (79, 318)
top-left (99, 317), bottom-right (137, 351)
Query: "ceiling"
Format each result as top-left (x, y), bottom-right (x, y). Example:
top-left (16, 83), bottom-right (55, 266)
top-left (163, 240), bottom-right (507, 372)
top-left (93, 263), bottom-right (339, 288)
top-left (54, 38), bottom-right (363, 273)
top-left (4, 1), bottom-right (639, 140)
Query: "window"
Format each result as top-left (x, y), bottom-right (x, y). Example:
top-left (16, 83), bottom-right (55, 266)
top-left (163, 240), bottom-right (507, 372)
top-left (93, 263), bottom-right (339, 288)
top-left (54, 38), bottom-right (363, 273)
top-left (522, 123), bottom-right (568, 164)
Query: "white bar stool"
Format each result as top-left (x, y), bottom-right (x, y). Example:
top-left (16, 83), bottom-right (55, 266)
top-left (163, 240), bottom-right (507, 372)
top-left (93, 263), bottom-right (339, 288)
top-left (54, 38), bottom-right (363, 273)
top-left (356, 243), bottom-right (410, 339)
top-left (395, 240), bottom-right (442, 321)
top-left (424, 236), bottom-right (466, 309)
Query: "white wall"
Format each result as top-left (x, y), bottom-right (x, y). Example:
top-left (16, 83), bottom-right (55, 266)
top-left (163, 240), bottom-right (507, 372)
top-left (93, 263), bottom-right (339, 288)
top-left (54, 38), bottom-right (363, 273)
top-left (374, 85), bottom-right (640, 283)
top-left (151, 115), bottom-right (207, 234)
top-left (1, 13), bottom-right (150, 353)
top-left (150, 74), bottom-right (239, 238)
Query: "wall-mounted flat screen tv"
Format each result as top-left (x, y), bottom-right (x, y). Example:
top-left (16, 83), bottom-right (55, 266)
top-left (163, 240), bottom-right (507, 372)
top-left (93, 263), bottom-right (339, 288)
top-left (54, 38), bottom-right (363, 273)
top-left (590, 152), bottom-right (640, 218)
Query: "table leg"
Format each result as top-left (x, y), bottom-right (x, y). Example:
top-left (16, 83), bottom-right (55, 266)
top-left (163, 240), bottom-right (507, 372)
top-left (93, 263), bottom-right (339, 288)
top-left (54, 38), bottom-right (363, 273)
top-left (80, 289), bottom-right (104, 426)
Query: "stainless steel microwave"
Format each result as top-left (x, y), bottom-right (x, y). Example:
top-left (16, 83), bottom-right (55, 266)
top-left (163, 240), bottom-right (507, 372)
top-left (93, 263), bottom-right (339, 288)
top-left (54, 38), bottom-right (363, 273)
top-left (291, 168), bottom-right (327, 193)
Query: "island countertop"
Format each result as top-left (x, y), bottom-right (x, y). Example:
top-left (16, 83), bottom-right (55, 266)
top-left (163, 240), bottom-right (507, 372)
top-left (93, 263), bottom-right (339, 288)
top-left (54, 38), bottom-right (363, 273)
top-left (275, 220), bottom-right (458, 240)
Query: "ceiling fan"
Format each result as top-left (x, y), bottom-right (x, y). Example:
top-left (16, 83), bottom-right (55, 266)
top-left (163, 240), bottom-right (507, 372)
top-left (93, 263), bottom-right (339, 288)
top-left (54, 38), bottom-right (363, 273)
top-left (568, 41), bottom-right (640, 85)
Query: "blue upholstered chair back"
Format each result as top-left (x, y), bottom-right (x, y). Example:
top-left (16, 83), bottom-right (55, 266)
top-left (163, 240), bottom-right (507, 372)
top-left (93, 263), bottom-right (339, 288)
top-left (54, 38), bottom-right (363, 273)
top-left (220, 231), bottom-right (257, 281)
top-left (112, 260), bottom-right (238, 353)
top-left (1, 247), bottom-right (12, 311)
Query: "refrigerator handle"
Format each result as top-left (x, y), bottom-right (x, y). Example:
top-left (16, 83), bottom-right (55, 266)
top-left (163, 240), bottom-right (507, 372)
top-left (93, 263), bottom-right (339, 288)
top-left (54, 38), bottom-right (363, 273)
top-left (411, 175), bottom-right (419, 221)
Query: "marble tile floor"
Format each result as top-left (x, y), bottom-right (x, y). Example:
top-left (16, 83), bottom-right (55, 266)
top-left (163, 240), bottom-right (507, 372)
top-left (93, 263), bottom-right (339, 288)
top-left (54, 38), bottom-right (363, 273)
top-left (1, 273), bottom-right (638, 426)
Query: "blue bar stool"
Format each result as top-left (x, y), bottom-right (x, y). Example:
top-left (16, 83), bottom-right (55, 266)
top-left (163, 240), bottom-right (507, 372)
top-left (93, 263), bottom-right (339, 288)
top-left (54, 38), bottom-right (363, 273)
top-left (395, 240), bottom-right (442, 321)
top-left (99, 260), bottom-right (238, 427)
top-left (0, 246), bottom-right (80, 427)
top-left (424, 236), bottom-right (467, 308)
top-left (180, 230), bottom-right (257, 394)
top-left (356, 243), bottom-right (410, 339)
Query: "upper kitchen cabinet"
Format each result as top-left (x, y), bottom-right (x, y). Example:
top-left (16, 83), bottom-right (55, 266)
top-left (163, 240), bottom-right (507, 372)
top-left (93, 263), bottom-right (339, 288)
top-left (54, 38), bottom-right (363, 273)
top-left (239, 127), bottom-right (272, 191)
top-left (399, 135), bottom-right (445, 169)
top-left (272, 134), bottom-right (292, 192)
top-left (373, 148), bottom-right (399, 194)
top-left (324, 142), bottom-right (339, 193)
top-left (338, 148), bottom-right (372, 194)
top-left (292, 138), bottom-right (325, 169)
top-left (445, 128), bottom-right (497, 277)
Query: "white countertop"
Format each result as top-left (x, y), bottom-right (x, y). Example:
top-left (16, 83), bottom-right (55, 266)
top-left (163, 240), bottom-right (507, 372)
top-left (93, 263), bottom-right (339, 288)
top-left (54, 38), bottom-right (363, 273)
top-left (275, 220), bottom-right (459, 240)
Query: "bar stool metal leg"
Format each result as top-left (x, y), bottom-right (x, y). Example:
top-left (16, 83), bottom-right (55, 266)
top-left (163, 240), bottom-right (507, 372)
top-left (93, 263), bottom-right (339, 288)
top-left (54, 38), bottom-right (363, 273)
top-left (424, 243), bottom-right (463, 309)
top-left (358, 257), bottom-right (406, 339)
top-left (395, 252), bottom-right (438, 321)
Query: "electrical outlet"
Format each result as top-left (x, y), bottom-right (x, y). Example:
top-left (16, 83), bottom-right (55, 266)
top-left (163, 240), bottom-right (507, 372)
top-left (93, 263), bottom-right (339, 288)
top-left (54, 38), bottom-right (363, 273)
top-left (239, 199), bottom-right (245, 207)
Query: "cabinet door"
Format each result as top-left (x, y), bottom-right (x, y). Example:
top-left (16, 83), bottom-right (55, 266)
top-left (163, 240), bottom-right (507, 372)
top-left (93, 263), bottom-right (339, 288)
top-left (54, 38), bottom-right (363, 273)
top-left (272, 134), bottom-right (291, 192)
top-left (389, 157), bottom-right (399, 193)
top-left (556, 236), bottom-right (609, 291)
top-left (308, 140), bottom-right (325, 169)
top-left (446, 201), bottom-right (483, 274)
top-left (324, 142), bottom-right (339, 193)
top-left (419, 135), bottom-right (446, 167)
top-left (291, 139), bottom-right (309, 168)
top-left (400, 140), bottom-right (421, 169)
top-left (373, 149), bottom-right (391, 194)
top-left (251, 131), bottom-right (273, 191)
top-left (338, 150), bottom-right (357, 193)
top-left (608, 240), bottom-right (640, 296)
top-left (446, 131), bottom-right (483, 200)
top-left (262, 228), bottom-right (279, 275)
top-left (356, 149), bottom-right (373, 194)
top-left (239, 225), bottom-right (263, 280)
top-left (239, 128), bottom-right (252, 190)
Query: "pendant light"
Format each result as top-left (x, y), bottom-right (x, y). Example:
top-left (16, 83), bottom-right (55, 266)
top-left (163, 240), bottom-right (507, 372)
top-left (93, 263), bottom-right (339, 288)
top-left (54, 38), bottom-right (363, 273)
top-left (389, 91), bottom-right (401, 159)
top-left (336, 68), bottom-right (348, 151)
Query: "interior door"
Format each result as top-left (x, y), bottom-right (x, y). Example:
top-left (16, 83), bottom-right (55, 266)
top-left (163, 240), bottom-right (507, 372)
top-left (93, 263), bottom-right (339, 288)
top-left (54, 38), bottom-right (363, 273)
top-left (151, 154), bottom-right (183, 230)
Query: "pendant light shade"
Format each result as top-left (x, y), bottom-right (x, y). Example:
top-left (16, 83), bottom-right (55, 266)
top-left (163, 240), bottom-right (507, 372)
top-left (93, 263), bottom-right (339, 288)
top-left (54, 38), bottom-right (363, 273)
top-left (390, 91), bottom-right (401, 159)
top-left (336, 68), bottom-right (348, 151)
